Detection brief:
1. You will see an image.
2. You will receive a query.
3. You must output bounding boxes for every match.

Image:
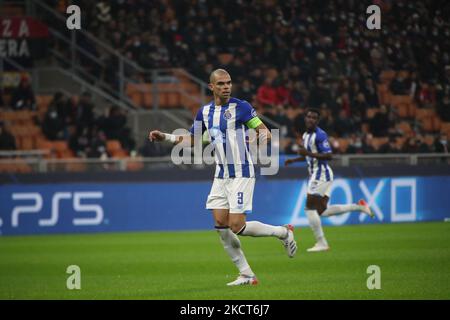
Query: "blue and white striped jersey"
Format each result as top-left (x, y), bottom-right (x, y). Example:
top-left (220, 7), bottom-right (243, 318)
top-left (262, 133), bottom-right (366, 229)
top-left (302, 127), bottom-right (334, 181)
top-left (189, 97), bottom-right (257, 179)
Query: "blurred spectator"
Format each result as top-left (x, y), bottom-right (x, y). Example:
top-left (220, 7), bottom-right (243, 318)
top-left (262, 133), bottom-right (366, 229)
top-left (74, 92), bottom-right (95, 132)
top-left (370, 105), bottom-right (390, 137)
top-left (69, 127), bottom-right (90, 157)
top-left (362, 78), bottom-right (379, 107)
top-left (11, 76), bottom-right (36, 110)
top-left (318, 105), bottom-right (334, 134)
top-left (352, 92), bottom-right (368, 121)
top-left (347, 135), bottom-right (364, 154)
top-left (362, 134), bottom-right (376, 153)
top-left (437, 95), bottom-right (450, 122)
top-left (263, 104), bottom-right (291, 133)
top-left (309, 78), bottom-right (332, 109)
top-left (434, 133), bottom-right (449, 153)
top-left (42, 0), bottom-right (450, 157)
top-left (99, 105), bottom-right (127, 140)
top-left (389, 72), bottom-right (408, 95)
top-left (416, 82), bottom-right (435, 108)
top-left (0, 123), bottom-right (16, 150)
top-left (416, 135), bottom-right (432, 153)
top-left (257, 78), bottom-right (278, 108)
top-left (402, 137), bottom-right (419, 153)
top-left (289, 81), bottom-right (306, 108)
top-left (276, 81), bottom-right (292, 106)
top-left (236, 79), bottom-right (254, 102)
top-left (87, 130), bottom-right (108, 158)
top-left (334, 110), bottom-right (354, 137)
top-left (379, 137), bottom-right (401, 153)
top-left (95, 1), bottom-right (111, 25)
top-left (42, 104), bottom-right (65, 140)
top-left (0, 89), bottom-right (4, 107)
top-left (119, 127), bottom-right (136, 153)
top-left (48, 92), bottom-right (72, 128)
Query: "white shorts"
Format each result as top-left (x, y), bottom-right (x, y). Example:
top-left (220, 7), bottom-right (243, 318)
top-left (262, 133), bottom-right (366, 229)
top-left (307, 179), bottom-right (333, 197)
top-left (206, 177), bottom-right (255, 214)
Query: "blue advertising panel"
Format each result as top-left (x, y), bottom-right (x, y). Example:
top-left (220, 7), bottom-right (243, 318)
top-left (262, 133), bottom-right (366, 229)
top-left (0, 176), bottom-right (449, 235)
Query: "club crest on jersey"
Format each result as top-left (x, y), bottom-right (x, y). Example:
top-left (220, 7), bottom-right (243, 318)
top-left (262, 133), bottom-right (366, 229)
top-left (223, 110), bottom-right (232, 120)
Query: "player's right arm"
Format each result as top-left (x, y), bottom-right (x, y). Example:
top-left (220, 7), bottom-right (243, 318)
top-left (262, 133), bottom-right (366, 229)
top-left (148, 130), bottom-right (192, 145)
top-left (284, 156), bottom-right (306, 166)
top-left (148, 107), bottom-right (205, 146)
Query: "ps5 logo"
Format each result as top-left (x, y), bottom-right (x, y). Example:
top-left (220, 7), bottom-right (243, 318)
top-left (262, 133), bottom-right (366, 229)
top-left (10, 192), bottom-right (104, 227)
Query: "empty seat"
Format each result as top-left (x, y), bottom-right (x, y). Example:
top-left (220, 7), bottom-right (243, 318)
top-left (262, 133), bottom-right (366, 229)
top-left (432, 116), bottom-right (442, 132)
top-left (106, 140), bottom-right (122, 154)
top-left (397, 122), bottom-right (412, 135)
top-left (416, 108), bottom-right (435, 119)
top-left (423, 135), bottom-right (435, 146)
top-left (441, 122), bottom-right (450, 135)
top-left (408, 103), bottom-right (417, 117)
top-left (380, 70), bottom-right (396, 83)
top-left (130, 92), bottom-right (143, 107)
top-left (371, 137), bottom-right (389, 150)
top-left (390, 95), bottom-right (412, 108)
top-left (336, 138), bottom-right (350, 153)
top-left (36, 95), bottom-right (53, 111)
top-left (111, 149), bottom-right (128, 158)
top-left (19, 136), bottom-right (34, 150)
top-left (395, 103), bottom-right (409, 118)
top-left (420, 117), bottom-right (434, 132)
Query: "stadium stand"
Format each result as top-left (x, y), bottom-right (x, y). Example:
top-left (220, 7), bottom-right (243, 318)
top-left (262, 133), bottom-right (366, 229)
top-left (0, 0), bottom-right (449, 172)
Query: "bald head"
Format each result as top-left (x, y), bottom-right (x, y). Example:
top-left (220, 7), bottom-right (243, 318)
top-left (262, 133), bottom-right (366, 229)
top-left (209, 69), bottom-right (231, 84)
top-left (208, 69), bottom-right (232, 103)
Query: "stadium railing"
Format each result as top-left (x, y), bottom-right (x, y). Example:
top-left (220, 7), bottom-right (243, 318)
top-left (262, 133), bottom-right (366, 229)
top-left (0, 153), bottom-right (448, 174)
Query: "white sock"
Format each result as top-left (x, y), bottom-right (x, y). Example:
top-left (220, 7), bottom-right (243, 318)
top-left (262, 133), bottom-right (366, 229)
top-left (239, 221), bottom-right (288, 239)
top-left (217, 228), bottom-right (254, 276)
top-left (321, 204), bottom-right (362, 217)
top-left (306, 209), bottom-right (328, 246)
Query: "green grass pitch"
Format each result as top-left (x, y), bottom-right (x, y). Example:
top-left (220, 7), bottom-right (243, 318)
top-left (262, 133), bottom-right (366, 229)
top-left (0, 222), bottom-right (449, 299)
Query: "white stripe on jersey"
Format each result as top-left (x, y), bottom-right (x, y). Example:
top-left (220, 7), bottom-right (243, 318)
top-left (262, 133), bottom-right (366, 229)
top-left (303, 131), bottom-right (334, 181)
top-left (244, 124), bottom-right (255, 177)
top-left (212, 105), bottom-right (229, 178)
top-left (202, 103), bottom-right (212, 137)
top-left (227, 103), bottom-right (243, 177)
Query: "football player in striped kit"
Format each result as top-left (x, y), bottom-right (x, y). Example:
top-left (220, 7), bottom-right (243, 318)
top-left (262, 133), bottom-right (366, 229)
top-left (285, 108), bottom-right (374, 252)
top-left (149, 69), bottom-right (297, 286)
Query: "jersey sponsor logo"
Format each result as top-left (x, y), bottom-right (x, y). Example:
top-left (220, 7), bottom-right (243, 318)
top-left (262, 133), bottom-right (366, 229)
top-left (323, 140), bottom-right (330, 149)
top-left (223, 109), bottom-right (232, 120)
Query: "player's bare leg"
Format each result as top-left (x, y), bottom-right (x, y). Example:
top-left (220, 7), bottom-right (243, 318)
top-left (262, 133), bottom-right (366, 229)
top-left (229, 213), bottom-right (297, 258)
top-left (213, 210), bottom-right (257, 286)
top-left (320, 197), bottom-right (374, 218)
top-left (306, 194), bottom-right (374, 252)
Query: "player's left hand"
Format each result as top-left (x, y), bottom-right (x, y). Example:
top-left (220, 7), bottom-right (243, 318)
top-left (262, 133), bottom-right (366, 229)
top-left (298, 147), bottom-right (309, 157)
top-left (284, 159), bottom-right (294, 166)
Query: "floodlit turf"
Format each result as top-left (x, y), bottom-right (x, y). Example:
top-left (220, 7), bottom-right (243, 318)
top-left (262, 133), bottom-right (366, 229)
top-left (0, 222), bottom-right (449, 299)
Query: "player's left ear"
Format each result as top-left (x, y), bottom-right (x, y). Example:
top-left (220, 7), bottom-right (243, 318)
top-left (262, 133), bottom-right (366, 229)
top-left (208, 83), bottom-right (214, 92)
